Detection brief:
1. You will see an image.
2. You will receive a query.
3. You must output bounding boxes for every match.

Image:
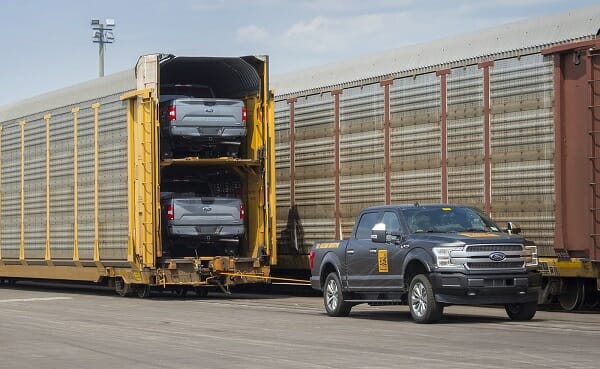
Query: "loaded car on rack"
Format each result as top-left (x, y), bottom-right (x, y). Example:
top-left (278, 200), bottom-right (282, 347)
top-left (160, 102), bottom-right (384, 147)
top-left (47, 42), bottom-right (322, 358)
top-left (310, 204), bottom-right (541, 323)
top-left (159, 83), bottom-right (247, 159)
top-left (160, 167), bottom-right (245, 257)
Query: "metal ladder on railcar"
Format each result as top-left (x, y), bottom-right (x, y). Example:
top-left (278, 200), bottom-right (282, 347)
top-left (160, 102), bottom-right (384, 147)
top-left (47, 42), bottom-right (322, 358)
top-left (588, 48), bottom-right (600, 259)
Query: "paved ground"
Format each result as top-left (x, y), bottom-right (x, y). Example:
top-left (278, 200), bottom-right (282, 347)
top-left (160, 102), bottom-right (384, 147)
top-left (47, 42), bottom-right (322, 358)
top-left (0, 282), bottom-right (599, 369)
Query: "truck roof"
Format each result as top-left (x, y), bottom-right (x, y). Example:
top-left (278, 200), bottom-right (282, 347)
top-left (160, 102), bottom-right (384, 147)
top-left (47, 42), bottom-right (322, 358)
top-left (361, 204), bottom-right (473, 212)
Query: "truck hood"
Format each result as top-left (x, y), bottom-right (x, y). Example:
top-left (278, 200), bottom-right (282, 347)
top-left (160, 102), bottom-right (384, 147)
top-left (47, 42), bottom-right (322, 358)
top-left (409, 231), bottom-right (524, 245)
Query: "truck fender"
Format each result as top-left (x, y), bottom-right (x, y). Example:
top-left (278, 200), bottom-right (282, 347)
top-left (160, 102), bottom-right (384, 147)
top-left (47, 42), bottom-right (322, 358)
top-left (319, 251), bottom-right (344, 288)
top-left (401, 247), bottom-right (435, 278)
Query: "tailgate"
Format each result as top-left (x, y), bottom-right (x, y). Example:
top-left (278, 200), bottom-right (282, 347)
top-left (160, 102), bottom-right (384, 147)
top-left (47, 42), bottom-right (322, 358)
top-left (171, 197), bottom-right (243, 226)
top-left (173, 98), bottom-right (244, 127)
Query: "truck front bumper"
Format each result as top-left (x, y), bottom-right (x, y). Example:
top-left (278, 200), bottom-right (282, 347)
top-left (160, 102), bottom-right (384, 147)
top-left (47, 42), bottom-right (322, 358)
top-left (429, 271), bottom-right (541, 305)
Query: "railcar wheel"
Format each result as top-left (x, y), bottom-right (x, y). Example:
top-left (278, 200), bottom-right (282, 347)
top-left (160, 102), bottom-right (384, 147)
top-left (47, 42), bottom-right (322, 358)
top-left (115, 278), bottom-right (135, 297)
top-left (195, 287), bottom-right (209, 298)
top-left (175, 287), bottom-right (188, 297)
top-left (136, 285), bottom-right (151, 298)
top-left (558, 278), bottom-right (585, 311)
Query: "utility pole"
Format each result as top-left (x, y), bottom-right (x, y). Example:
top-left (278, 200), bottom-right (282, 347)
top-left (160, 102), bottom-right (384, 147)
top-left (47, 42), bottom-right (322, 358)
top-left (91, 18), bottom-right (115, 77)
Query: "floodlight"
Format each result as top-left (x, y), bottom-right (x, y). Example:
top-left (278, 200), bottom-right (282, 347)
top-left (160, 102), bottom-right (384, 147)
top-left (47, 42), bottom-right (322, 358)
top-left (90, 17), bottom-right (116, 77)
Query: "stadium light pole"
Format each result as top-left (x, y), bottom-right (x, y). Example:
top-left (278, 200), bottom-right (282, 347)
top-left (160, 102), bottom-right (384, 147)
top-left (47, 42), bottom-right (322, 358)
top-left (91, 18), bottom-right (115, 77)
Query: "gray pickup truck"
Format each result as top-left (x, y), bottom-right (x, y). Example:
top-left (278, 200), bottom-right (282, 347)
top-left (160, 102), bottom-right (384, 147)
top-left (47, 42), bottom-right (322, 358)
top-left (161, 170), bottom-right (244, 257)
top-left (159, 84), bottom-right (247, 158)
top-left (310, 204), bottom-right (541, 323)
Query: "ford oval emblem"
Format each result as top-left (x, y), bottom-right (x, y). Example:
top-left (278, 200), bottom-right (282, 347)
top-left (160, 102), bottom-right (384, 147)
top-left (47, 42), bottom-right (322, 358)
top-left (489, 252), bottom-right (506, 262)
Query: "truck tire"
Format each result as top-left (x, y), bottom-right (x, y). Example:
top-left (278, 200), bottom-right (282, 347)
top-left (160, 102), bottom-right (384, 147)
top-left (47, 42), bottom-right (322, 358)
top-left (505, 302), bottom-right (537, 321)
top-left (323, 272), bottom-right (352, 317)
top-left (409, 274), bottom-right (443, 323)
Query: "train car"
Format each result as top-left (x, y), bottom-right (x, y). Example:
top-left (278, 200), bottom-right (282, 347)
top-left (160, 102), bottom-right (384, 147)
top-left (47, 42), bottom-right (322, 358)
top-left (0, 54), bottom-right (276, 297)
top-left (271, 5), bottom-right (600, 310)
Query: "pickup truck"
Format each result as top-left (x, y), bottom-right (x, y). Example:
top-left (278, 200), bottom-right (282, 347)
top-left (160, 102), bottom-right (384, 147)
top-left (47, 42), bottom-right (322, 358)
top-left (310, 204), bottom-right (541, 323)
top-left (159, 84), bottom-right (247, 159)
top-left (160, 172), bottom-right (244, 257)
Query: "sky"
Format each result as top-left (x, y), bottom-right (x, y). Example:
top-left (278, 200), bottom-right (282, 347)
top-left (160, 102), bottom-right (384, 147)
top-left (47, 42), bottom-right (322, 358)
top-left (0, 0), bottom-right (598, 106)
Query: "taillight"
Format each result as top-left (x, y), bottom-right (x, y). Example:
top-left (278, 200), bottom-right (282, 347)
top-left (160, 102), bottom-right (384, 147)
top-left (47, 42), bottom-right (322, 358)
top-left (242, 106), bottom-right (247, 124)
top-left (240, 204), bottom-right (245, 220)
top-left (168, 105), bottom-right (176, 121)
top-left (166, 204), bottom-right (174, 220)
top-left (309, 250), bottom-right (315, 270)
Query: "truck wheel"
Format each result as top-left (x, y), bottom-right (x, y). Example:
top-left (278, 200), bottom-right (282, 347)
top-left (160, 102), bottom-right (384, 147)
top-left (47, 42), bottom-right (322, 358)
top-left (409, 274), bottom-right (443, 323)
top-left (505, 302), bottom-right (537, 321)
top-left (323, 272), bottom-right (352, 317)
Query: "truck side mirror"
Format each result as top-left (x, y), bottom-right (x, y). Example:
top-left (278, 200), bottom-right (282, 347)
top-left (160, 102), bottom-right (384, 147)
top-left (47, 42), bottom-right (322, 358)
top-left (506, 222), bottom-right (521, 235)
top-left (371, 223), bottom-right (387, 243)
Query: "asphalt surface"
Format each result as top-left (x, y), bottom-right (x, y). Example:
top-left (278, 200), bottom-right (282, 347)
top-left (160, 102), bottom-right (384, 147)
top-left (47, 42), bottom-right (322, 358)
top-left (0, 282), bottom-right (599, 369)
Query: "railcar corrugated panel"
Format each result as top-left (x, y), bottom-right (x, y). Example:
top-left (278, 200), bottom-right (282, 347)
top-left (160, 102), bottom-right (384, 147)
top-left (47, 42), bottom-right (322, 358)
top-left (0, 91), bottom-right (130, 264)
top-left (274, 99), bottom-right (293, 250)
top-left (447, 65), bottom-right (485, 206)
top-left (389, 72), bottom-right (442, 204)
top-left (490, 54), bottom-right (555, 255)
top-left (340, 83), bottom-right (385, 236)
top-left (293, 93), bottom-right (335, 254)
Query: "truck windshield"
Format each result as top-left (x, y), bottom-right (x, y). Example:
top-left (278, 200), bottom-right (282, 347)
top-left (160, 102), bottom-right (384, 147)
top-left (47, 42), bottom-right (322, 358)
top-left (402, 206), bottom-right (500, 234)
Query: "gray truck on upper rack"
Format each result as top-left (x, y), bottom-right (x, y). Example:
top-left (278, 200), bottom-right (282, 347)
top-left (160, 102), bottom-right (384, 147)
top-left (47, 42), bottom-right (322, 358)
top-left (310, 204), bottom-right (541, 323)
top-left (159, 83), bottom-right (247, 159)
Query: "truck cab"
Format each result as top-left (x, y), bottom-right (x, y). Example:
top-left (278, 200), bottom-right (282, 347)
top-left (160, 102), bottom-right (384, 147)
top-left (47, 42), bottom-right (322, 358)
top-left (310, 204), bottom-right (541, 323)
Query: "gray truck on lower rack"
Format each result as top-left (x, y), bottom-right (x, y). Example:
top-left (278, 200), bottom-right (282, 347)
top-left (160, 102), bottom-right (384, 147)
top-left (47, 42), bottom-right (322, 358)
top-left (309, 204), bottom-right (541, 323)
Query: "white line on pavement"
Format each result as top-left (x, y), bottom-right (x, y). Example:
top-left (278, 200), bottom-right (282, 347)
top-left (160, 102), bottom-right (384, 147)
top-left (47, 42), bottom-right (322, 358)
top-left (0, 297), bottom-right (72, 303)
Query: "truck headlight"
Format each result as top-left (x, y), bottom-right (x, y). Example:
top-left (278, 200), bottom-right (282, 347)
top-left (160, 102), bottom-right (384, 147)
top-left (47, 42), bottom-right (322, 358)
top-left (432, 246), bottom-right (464, 269)
top-left (524, 245), bottom-right (538, 268)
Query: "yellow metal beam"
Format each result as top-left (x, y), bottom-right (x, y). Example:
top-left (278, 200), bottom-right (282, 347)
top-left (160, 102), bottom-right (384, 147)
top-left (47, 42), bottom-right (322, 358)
top-left (160, 157), bottom-right (262, 167)
top-left (121, 88), bottom-right (158, 268)
top-left (92, 103), bottom-right (101, 262)
top-left (539, 257), bottom-right (600, 278)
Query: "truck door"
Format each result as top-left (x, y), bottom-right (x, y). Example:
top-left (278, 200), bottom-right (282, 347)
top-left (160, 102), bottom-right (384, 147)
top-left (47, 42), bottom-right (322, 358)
top-left (377, 211), bottom-right (406, 291)
top-left (346, 211), bottom-right (381, 290)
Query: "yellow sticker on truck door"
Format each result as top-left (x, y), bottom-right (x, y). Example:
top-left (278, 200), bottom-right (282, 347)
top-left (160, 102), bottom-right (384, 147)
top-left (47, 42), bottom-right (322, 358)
top-left (378, 249), bottom-right (389, 273)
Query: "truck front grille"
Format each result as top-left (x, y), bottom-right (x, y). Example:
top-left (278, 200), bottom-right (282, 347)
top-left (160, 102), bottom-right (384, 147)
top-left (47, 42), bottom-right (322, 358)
top-left (465, 245), bottom-right (523, 252)
top-left (467, 262), bottom-right (524, 269)
top-left (451, 243), bottom-right (526, 271)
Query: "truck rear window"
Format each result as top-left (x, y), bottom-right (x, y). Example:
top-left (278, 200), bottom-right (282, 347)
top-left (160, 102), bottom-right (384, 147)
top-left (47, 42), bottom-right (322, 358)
top-left (162, 180), bottom-right (213, 197)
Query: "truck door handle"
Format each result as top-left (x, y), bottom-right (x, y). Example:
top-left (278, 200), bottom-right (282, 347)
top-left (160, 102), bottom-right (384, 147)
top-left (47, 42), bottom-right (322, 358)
top-left (346, 250), bottom-right (355, 255)
top-left (369, 249), bottom-right (377, 255)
